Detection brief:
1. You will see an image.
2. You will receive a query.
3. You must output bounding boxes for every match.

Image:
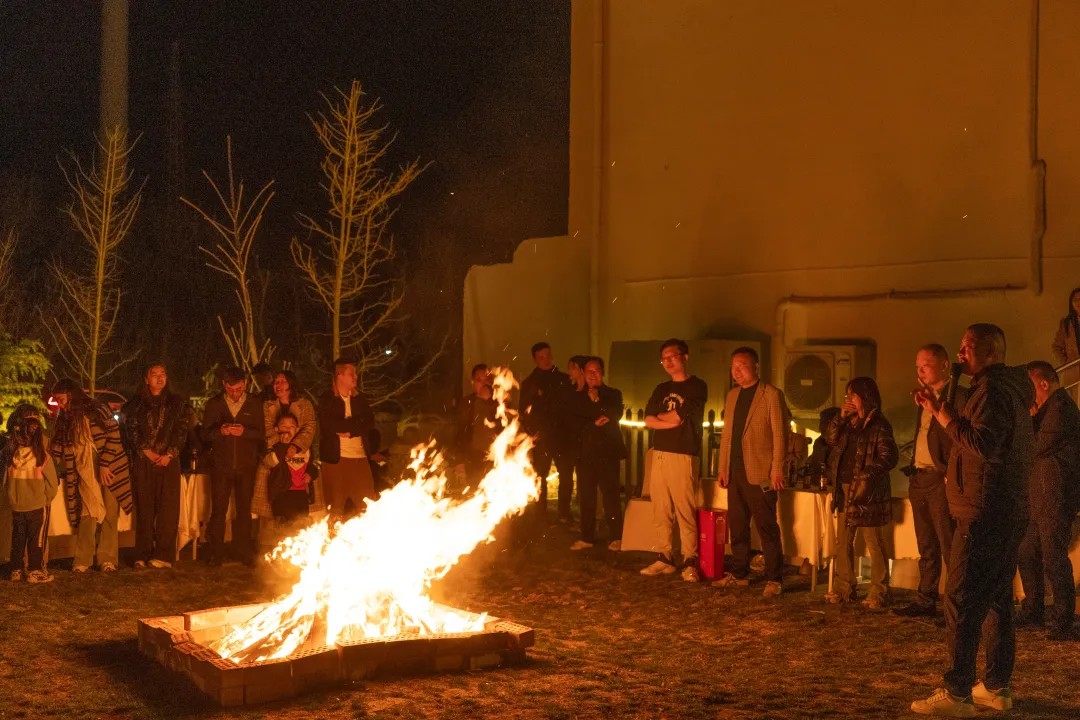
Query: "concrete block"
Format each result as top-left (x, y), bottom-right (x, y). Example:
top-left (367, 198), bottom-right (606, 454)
top-left (244, 680), bottom-right (296, 705)
top-left (469, 652), bottom-right (503, 670)
top-left (434, 654), bottom-right (467, 672)
top-left (217, 686), bottom-right (245, 707)
top-left (225, 603), bottom-right (267, 626)
top-left (492, 621), bottom-right (535, 649)
top-left (290, 646), bottom-right (341, 693)
top-left (184, 607), bottom-right (226, 632)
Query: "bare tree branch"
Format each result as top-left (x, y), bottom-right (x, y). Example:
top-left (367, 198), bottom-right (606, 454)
top-left (181, 137), bottom-right (277, 375)
top-left (47, 128), bottom-right (143, 391)
top-left (291, 80), bottom-right (437, 404)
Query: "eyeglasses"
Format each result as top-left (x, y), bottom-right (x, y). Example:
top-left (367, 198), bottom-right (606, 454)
top-left (660, 353), bottom-right (683, 364)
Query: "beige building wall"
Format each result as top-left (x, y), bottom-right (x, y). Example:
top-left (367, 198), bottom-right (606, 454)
top-left (464, 2), bottom-right (1080, 487)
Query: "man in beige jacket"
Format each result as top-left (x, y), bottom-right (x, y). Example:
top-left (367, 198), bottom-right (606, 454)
top-left (715, 347), bottom-right (787, 598)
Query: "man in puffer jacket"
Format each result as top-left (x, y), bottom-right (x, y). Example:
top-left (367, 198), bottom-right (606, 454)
top-left (911, 323), bottom-right (1035, 717)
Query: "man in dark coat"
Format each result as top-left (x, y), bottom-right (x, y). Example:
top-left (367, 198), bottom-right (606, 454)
top-left (1017, 361), bottom-right (1080, 639)
top-left (318, 357), bottom-right (377, 520)
top-left (568, 357), bottom-right (626, 552)
top-left (453, 364), bottom-right (499, 483)
top-left (896, 344), bottom-right (970, 617)
top-left (201, 366), bottom-right (265, 566)
top-left (911, 324), bottom-right (1035, 716)
top-left (123, 362), bottom-right (194, 569)
top-left (519, 342), bottom-right (572, 522)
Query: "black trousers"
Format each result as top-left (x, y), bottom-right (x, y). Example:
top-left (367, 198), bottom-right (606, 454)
top-left (531, 447), bottom-right (577, 518)
top-left (1017, 474), bottom-right (1077, 631)
top-left (908, 471), bottom-right (954, 605)
top-left (578, 453), bottom-right (623, 544)
top-left (11, 506), bottom-right (49, 571)
top-left (133, 455), bottom-right (182, 563)
top-left (944, 513), bottom-right (1024, 696)
top-left (728, 460), bottom-right (783, 582)
top-left (209, 466), bottom-right (256, 561)
top-left (272, 489), bottom-right (310, 523)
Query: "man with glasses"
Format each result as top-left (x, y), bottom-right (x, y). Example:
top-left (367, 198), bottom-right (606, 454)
top-left (640, 339), bottom-right (708, 581)
top-left (714, 346), bottom-right (787, 598)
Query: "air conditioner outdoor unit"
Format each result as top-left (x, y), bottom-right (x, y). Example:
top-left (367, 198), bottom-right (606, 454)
top-left (783, 345), bottom-right (873, 418)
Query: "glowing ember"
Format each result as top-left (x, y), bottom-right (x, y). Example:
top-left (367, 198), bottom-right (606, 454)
top-left (211, 368), bottom-right (538, 664)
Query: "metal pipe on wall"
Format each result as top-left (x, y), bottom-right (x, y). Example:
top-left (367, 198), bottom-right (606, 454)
top-left (588, 0), bottom-right (605, 356)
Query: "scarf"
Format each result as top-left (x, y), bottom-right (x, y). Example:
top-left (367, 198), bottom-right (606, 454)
top-left (48, 399), bottom-right (133, 526)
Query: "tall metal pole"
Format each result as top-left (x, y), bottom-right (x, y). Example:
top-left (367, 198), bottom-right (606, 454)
top-left (100, 0), bottom-right (129, 137)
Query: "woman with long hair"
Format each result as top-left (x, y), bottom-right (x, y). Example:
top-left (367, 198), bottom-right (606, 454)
top-left (1051, 287), bottom-right (1080, 393)
top-left (251, 370), bottom-right (317, 521)
top-left (48, 378), bottom-right (133, 573)
top-left (122, 362), bottom-right (193, 569)
top-left (823, 376), bottom-right (899, 608)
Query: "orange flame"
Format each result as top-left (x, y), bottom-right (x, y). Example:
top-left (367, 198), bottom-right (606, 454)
top-left (211, 368), bottom-right (537, 663)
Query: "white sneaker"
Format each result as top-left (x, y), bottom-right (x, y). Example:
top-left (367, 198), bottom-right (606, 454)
top-left (607, 540), bottom-right (622, 552)
top-left (27, 570), bottom-right (54, 584)
top-left (639, 557), bottom-right (676, 576)
top-left (681, 565), bottom-right (701, 583)
top-left (971, 682), bottom-right (1012, 710)
top-left (148, 559), bottom-right (172, 569)
top-left (910, 688), bottom-right (976, 717)
top-left (569, 540), bottom-right (594, 551)
top-left (72, 565), bottom-right (89, 574)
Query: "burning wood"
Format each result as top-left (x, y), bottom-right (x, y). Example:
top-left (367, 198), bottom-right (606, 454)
top-left (183, 369), bottom-right (537, 668)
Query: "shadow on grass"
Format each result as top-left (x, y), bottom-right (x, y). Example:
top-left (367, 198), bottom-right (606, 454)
top-left (69, 638), bottom-right (217, 718)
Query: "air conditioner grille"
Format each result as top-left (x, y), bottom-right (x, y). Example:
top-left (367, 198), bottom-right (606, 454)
top-left (784, 354), bottom-right (833, 412)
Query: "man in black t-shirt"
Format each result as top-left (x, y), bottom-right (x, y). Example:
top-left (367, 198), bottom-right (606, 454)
top-left (640, 338), bottom-right (708, 581)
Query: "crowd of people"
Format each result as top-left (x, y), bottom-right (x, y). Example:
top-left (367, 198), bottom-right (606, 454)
top-left (3, 298), bottom-right (1079, 717)
top-left (502, 318), bottom-right (1076, 718)
top-left (1, 357), bottom-right (387, 581)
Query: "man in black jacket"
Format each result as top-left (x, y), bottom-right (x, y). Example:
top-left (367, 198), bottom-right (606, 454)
top-left (520, 342), bottom-right (572, 523)
top-left (1017, 361), bottom-right (1080, 640)
top-left (202, 366), bottom-right (265, 566)
top-left (896, 344), bottom-right (970, 617)
top-left (911, 324), bottom-right (1034, 716)
top-left (453, 364), bottom-right (499, 483)
top-left (569, 357), bottom-right (626, 552)
top-left (318, 357), bottom-right (377, 520)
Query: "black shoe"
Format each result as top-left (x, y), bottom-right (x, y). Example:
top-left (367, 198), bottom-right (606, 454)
top-left (241, 556), bottom-right (256, 569)
top-left (893, 601), bottom-right (936, 618)
top-left (206, 554), bottom-right (222, 567)
top-left (1014, 609), bottom-right (1045, 628)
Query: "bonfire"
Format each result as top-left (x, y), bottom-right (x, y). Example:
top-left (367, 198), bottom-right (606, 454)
top-left (210, 367), bottom-right (538, 664)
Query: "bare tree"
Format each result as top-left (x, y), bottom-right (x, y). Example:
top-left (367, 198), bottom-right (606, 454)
top-left (47, 128), bottom-right (142, 393)
top-left (181, 137), bottom-right (276, 374)
top-left (291, 80), bottom-right (429, 403)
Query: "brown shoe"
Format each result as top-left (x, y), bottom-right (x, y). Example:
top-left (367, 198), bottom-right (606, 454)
top-left (711, 573), bottom-right (750, 589)
top-left (762, 581), bottom-right (783, 599)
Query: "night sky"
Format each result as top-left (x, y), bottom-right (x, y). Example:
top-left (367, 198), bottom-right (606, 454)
top-left (0, 1), bottom-right (570, 399)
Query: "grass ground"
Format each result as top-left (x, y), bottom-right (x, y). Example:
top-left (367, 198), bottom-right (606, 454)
top-left (0, 515), bottom-right (1077, 720)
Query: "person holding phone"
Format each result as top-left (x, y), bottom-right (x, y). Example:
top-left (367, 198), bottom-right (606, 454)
top-left (202, 367), bottom-right (266, 567)
top-left (823, 376), bottom-right (899, 608)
